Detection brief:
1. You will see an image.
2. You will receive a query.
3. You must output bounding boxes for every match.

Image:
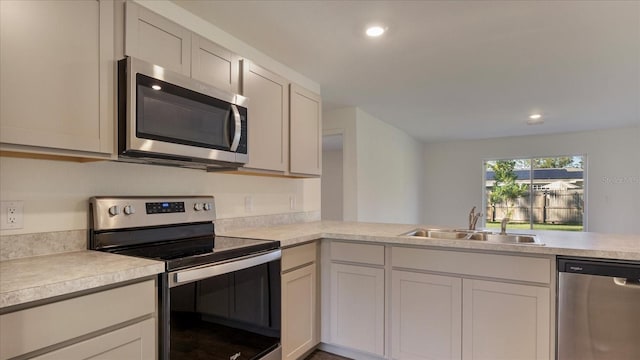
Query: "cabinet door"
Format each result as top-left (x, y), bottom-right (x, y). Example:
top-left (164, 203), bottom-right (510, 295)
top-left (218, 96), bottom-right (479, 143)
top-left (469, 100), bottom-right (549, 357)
top-left (0, 0), bottom-right (114, 155)
top-left (124, 1), bottom-right (191, 75)
top-left (391, 271), bottom-right (462, 360)
top-left (241, 60), bottom-right (289, 172)
top-left (31, 318), bottom-right (155, 360)
top-left (330, 263), bottom-right (385, 356)
top-left (191, 34), bottom-right (239, 93)
top-left (282, 264), bottom-right (318, 360)
top-left (462, 279), bottom-right (550, 360)
top-left (289, 84), bottom-right (322, 176)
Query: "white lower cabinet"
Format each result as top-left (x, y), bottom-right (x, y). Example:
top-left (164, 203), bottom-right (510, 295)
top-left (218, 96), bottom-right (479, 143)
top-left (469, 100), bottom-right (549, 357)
top-left (391, 271), bottom-right (462, 360)
top-left (321, 241), bottom-right (386, 358)
top-left (462, 279), bottom-right (550, 360)
top-left (0, 280), bottom-right (156, 360)
top-left (281, 242), bottom-right (319, 360)
top-left (31, 317), bottom-right (155, 360)
top-left (282, 264), bottom-right (317, 360)
top-left (330, 263), bottom-right (385, 356)
top-left (391, 247), bottom-right (553, 360)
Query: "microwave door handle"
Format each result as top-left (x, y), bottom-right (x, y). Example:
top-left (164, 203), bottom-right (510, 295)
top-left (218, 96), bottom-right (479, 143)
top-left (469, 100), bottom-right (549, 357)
top-left (230, 104), bottom-right (241, 151)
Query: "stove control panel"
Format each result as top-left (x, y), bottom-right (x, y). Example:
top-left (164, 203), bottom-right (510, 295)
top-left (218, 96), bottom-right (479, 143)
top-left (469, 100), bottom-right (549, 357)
top-left (146, 201), bottom-right (185, 214)
top-left (90, 196), bottom-right (216, 230)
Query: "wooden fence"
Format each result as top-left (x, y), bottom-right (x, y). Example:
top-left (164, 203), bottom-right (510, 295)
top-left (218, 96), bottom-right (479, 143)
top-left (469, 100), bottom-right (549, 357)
top-left (487, 190), bottom-right (584, 225)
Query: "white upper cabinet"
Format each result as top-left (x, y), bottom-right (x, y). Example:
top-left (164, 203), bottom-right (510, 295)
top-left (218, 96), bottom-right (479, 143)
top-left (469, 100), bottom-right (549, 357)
top-left (239, 64), bottom-right (323, 176)
top-left (289, 84), bottom-right (322, 176)
top-left (125, 2), bottom-right (241, 93)
top-left (191, 34), bottom-right (239, 93)
top-left (124, 1), bottom-right (191, 76)
top-left (0, 0), bottom-right (114, 157)
top-left (241, 60), bottom-right (289, 173)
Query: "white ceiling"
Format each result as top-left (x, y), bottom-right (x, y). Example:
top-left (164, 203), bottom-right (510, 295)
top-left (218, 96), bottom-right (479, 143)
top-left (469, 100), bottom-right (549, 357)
top-left (173, 0), bottom-right (640, 143)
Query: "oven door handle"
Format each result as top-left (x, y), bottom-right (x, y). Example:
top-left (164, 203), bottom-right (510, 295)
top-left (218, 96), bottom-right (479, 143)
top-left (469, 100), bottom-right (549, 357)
top-left (170, 249), bottom-right (281, 287)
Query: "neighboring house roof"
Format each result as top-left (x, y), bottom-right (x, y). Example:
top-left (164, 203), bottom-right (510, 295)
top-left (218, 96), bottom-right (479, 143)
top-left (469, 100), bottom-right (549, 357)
top-left (486, 168), bottom-right (583, 181)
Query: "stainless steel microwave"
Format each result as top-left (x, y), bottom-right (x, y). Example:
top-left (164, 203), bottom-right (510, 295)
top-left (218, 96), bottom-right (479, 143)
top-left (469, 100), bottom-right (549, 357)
top-left (117, 57), bottom-right (248, 170)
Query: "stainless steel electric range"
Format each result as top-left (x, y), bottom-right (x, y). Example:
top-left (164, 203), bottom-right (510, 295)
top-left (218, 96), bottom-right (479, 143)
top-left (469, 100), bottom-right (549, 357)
top-left (89, 196), bottom-right (282, 360)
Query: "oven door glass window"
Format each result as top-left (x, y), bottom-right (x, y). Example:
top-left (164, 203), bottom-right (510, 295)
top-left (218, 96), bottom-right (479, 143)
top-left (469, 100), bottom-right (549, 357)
top-left (136, 74), bottom-right (233, 151)
top-left (170, 261), bottom-right (281, 360)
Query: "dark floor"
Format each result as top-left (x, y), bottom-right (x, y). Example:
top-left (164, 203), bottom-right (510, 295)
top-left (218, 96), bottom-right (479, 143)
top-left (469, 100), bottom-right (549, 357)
top-left (304, 350), bottom-right (352, 360)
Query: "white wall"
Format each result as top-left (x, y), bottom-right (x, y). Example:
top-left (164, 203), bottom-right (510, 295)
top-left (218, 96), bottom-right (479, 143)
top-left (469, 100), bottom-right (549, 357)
top-left (0, 157), bottom-right (319, 235)
top-left (324, 108), bottom-right (358, 221)
top-left (355, 109), bottom-right (424, 224)
top-left (321, 147), bottom-right (343, 220)
top-left (323, 107), bottom-right (425, 224)
top-left (423, 126), bottom-right (640, 234)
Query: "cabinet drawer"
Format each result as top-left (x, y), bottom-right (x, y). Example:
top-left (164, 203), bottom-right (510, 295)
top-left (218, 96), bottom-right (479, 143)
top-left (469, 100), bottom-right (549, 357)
top-left (0, 280), bottom-right (155, 360)
top-left (392, 247), bottom-right (550, 284)
top-left (331, 241), bottom-right (385, 266)
top-left (282, 242), bottom-right (317, 272)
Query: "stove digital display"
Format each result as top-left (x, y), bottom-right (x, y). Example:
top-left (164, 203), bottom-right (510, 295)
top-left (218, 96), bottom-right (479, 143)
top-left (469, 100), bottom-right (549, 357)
top-left (146, 201), bottom-right (185, 214)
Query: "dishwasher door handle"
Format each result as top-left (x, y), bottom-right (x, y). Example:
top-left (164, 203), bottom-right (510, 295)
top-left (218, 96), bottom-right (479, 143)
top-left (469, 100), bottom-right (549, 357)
top-left (613, 277), bottom-right (640, 288)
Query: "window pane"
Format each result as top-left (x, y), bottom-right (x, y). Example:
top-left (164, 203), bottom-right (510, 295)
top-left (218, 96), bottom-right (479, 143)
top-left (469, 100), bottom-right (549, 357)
top-left (485, 159), bottom-right (531, 231)
top-left (531, 156), bottom-right (584, 231)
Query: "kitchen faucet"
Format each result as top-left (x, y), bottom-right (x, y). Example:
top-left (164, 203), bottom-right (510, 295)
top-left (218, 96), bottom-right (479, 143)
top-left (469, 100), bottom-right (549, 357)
top-left (468, 206), bottom-right (482, 230)
top-left (500, 217), bottom-right (510, 235)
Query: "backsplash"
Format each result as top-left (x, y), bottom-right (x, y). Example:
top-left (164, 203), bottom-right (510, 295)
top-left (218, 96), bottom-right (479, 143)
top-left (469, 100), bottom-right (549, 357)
top-left (0, 211), bottom-right (320, 261)
top-left (215, 211), bottom-right (320, 233)
top-left (0, 230), bottom-right (85, 261)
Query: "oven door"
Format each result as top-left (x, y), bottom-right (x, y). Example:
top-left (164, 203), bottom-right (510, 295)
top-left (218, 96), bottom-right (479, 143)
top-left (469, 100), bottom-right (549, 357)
top-left (162, 250), bottom-right (282, 360)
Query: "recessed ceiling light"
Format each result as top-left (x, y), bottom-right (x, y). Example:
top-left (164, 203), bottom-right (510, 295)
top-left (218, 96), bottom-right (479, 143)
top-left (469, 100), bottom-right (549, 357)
top-left (151, 85), bottom-right (162, 91)
top-left (366, 25), bottom-right (386, 37)
top-left (527, 113), bottom-right (544, 125)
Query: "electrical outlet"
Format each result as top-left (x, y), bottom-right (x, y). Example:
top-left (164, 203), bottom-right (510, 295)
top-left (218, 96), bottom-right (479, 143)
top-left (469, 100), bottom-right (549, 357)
top-left (1, 201), bottom-right (24, 229)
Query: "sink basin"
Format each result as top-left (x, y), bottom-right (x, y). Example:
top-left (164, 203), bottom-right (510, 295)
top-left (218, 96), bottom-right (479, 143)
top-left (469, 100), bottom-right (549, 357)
top-left (485, 233), bottom-right (542, 245)
top-left (402, 228), bottom-right (487, 241)
top-left (401, 228), bottom-right (544, 245)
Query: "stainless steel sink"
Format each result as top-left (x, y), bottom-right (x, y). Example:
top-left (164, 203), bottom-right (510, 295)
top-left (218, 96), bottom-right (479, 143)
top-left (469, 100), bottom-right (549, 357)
top-left (402, 228), bottom-right (487, 241)
top-left (401, 228), bottom-right (544, 245)
top-left (484, 233), bottom-right (541, 244)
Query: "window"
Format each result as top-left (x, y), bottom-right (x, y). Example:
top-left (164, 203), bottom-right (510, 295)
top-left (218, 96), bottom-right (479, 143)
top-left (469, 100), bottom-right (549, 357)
top-left (484, 156), bottom-right (585, 231)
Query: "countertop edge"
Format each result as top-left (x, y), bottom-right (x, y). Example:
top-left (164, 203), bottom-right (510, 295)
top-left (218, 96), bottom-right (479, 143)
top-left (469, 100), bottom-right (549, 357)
top-left (0, 252), bottom-right (165, 310)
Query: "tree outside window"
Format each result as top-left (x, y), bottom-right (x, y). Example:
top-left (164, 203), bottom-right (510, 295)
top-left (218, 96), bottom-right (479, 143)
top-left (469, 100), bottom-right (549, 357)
top-left (484, 156), bottom-right (585, 231)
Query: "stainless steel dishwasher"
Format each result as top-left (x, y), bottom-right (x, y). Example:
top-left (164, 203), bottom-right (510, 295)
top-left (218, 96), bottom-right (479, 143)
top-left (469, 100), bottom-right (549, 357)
top-left (557, 257), bottom-right (640, 360)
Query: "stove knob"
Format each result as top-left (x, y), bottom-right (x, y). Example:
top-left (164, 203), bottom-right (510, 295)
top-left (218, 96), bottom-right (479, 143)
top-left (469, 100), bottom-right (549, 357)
top-left (194, 203), bottom-right (203, 211)
top-left (203, 203), bottom-right (212, 211)
top-left (123, 205), bottom-right (135, 215)
top-left (108, 205), bottom-right (120, 216)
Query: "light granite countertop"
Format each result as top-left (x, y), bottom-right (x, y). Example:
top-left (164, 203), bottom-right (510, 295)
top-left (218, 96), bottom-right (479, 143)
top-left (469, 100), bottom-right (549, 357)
top-left (219, 221), bottom-right (640, 261)
top-left (2, 220), bottom-right (638, 310)
top-left (0, 251), bottom-right (164, 310)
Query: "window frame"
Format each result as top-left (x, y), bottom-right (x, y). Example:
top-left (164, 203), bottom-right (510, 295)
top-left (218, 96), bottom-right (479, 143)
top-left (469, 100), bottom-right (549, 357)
top-left (481, 154), bottom-right (588, 231)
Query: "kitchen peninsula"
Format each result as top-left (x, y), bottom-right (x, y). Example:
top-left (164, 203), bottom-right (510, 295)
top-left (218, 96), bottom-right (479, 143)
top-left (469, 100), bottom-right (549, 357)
top-left (2, 220), bottom-right (638, 360)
